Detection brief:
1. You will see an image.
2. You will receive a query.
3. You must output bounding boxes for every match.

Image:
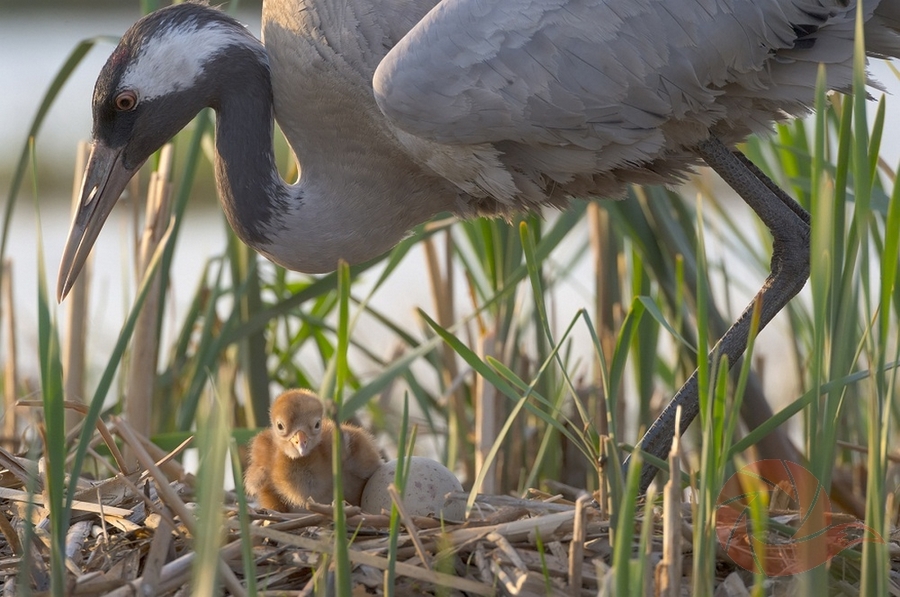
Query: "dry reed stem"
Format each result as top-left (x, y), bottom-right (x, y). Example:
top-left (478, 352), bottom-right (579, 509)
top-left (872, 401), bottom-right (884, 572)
top-left (1, 259), bottom-right (18, 449)
top-left (587, 201), bottom-right (620, 471)
top-left (0, 509), bottom-right (21, 557)
top-left (0, 487), bottom-right (130, 518)
top-left (130, 430), bottom-right (195, 484)
top-left (139, 504), bottom-right (175, 596)
top-left (568, 494), bottom-right (589, 593)
top-left (125, 143), bottom-right (173, 468)
top-left (423, 232), bottom-right (473, 484)
top-left (386, 483), bottom-right (432, 569)
top-left (490, 530), bottom-right (529, 574)
top-left (656, 408), bottom-right (683, 597)
top-left (836, 439), bottom-right (900, 463)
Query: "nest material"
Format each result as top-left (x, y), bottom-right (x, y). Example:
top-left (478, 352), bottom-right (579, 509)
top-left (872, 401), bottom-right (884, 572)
top-left (0, 415), bottom-right (896, 596)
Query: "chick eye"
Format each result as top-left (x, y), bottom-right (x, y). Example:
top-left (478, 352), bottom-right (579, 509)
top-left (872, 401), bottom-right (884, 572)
top-left (313, 420), bottom-right (321, 431)
top-left (275, 421), bottom-right (284, 432)
top-left (114, 90), bottom-right (137, 111)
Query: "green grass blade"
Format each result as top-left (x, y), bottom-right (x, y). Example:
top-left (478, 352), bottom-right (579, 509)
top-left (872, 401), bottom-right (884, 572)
top-left (33, 153), bottom-right (67, 597)
top-left (612, 450), bottom-right (642, 596)
top-left (191, 387), bottom-right (231, 595)
top-left (228, 240), bottom-right (270, 427)
top-left (385, 395), bottom-right (413, 592)
top-left (332, 261), bottom-right (352, 597)
top-left (418, 310), bottom-right (574, 438)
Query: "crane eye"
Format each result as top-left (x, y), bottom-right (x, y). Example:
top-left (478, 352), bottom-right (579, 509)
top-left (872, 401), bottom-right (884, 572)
top-left (313, 420), bottom-right (321, 431)
top-left (275, 421), bottom-right (284, 432)
top-left (114, 90), bottom-right (137, 111)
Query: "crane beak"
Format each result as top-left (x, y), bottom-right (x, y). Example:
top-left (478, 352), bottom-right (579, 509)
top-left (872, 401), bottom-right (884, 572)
top-left (57, 141), bottom-right (138, 302)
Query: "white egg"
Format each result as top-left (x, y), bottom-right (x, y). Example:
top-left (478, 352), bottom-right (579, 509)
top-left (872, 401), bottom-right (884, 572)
top-left (361, 456), bottom-right (465, 520)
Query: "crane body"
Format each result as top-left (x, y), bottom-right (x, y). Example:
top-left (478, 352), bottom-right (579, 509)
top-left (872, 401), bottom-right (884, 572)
top-left (57, 0), bottom-right (900, 490)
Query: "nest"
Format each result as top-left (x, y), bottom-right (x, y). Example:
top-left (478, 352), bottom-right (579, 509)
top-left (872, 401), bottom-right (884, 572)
top-left (0, 415), bottom-right (896, 596)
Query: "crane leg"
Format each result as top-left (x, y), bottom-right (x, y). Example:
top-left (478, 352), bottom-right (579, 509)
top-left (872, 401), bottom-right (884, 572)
top-left (624, 135), bottom-right (811, 494)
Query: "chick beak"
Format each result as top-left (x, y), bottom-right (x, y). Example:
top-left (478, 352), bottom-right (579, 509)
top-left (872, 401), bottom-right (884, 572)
top-left (57, 141), bottom-right (139, 302)
top-left (290, 431), bottom-right (309, 456)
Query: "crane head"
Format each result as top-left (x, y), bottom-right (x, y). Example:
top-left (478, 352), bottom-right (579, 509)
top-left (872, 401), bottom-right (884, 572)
top-left (57, 3), bottom-right (259, 301)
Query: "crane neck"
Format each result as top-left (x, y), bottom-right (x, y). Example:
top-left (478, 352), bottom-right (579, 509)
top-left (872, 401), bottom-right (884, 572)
top-left (211, 60), bottom-right (289, 252)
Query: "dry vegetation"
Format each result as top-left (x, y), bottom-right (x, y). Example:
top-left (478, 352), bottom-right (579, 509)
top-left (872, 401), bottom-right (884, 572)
top-left (0, 407), bottom-right (897, 596)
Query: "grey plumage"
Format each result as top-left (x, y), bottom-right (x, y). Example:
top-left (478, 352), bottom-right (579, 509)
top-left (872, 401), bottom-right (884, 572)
top-left (374, 0), bottom-right (899, 202)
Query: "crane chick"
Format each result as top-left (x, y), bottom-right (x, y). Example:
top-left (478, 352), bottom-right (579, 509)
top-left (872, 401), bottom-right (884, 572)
top-left (245, 389), bottom-right (382, 511)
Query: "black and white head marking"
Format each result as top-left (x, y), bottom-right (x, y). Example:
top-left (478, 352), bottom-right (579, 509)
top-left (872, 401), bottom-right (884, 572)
top-left (90, 3), bottom-right (269, 171)
top-left (93, 3), bottom-right (265, 121)
top-left (117, 6), bottom-right (260, 102)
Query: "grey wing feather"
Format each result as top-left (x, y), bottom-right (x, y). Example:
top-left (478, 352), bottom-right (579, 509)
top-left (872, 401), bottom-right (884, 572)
top-left (374, 0), bottom-right (898, 158)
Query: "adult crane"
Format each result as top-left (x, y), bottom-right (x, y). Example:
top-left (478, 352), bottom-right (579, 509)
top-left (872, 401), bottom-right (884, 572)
top-left (57, 0), bottom-right (900, 491)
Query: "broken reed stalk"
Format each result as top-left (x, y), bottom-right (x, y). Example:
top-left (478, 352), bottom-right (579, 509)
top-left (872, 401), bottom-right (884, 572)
top-left (1, 259), bottom-right (18, 449)
top-left (567, 494), bottom-right (589, 592)
top-left (137, 503), bottom-right (176, 596)
top-left (124, 144), bottom-right (173, 469)
top-left (63, 141), bottom-right (91, 435)
top-left (656, 406), bottom-right (683, 597)
top-left (387, 483), bottom-right (432, 570)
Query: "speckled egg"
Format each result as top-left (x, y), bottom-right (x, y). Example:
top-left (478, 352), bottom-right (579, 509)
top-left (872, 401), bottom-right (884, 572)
top-left (361, 456), bottom-right (465, 520)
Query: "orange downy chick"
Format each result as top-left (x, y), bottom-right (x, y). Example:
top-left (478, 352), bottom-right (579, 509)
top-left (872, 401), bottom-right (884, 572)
top-left (244, 389), bottom-right (382, 511)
